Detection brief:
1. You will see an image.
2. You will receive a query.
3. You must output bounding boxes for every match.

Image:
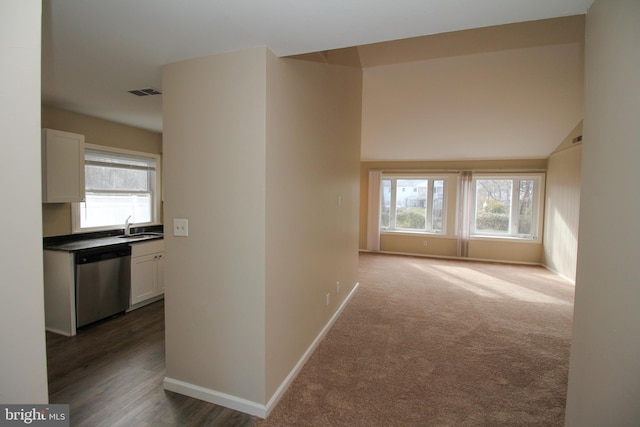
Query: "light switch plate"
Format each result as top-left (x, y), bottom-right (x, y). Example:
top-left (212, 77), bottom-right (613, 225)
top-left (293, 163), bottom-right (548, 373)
top-left (173, 218), bottom-right (189, 237)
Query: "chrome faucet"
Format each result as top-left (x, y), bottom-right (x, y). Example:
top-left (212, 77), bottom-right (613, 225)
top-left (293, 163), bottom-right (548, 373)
top-left (124, 215), bottom-right (132, 236)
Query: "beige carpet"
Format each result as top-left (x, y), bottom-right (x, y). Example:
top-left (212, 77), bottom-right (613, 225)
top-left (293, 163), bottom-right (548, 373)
top-left (256, 253), bottom-right (575, 426)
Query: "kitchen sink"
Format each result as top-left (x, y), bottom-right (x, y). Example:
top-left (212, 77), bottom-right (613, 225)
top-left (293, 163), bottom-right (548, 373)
top-left (119, 233), bottom-right (163, 239)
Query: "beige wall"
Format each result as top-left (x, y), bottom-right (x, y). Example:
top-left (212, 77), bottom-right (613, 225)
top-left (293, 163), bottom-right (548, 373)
top-left (163, 47), bottom-right (361, 412)
top-left (360, 159), bottom-right (547, 264)
top-left (356, 17), bottom-right (585, 265)
top-left (380, 233), bottom-right (458, 257)
top-left (543, 122), bottom-right (582, 282)
top-left (359, 17), bottom-right (585, 162)
top-left (163, 48), bottom-right (268, 405)
top-left (41, 106), bottom-right (162, 236)
top-left (42, 105), bottom-right (162, 153)
top-left (0, 0), bottom-right (49, 403)
top-left (468, 238), bottom-right (542, 264)
top-left (566, 0), bottom-right (640, 425)
top-left (265, 55), bottom-right (361, 399)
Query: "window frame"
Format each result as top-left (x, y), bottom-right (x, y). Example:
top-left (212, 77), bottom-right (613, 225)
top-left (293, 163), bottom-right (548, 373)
top-left (72, 144), bottom-right (162, 233)
top-left (380, 175), bottom-right (448, 235)
top-left (469, 173), bottom-right (544, 242)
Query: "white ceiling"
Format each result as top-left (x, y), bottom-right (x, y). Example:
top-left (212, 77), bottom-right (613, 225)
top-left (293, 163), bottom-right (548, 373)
top-left (41, 0), bottom-right (593, 134)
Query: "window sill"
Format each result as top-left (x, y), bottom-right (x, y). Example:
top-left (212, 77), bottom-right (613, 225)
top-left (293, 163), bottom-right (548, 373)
top-left (470, 235), bottom-right (541, 244)
top-left (380, 230), bottom-right (450, 238)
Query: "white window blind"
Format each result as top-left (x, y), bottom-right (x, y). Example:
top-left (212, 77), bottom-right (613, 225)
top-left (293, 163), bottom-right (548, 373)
top-left (74, 147), bottom-right (160, 232)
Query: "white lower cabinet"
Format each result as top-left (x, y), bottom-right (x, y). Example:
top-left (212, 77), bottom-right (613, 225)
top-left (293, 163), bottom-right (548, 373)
top-left (43, 250), bottom-right (77, 336)
top-left (130, 240), bottom-right (165, 308)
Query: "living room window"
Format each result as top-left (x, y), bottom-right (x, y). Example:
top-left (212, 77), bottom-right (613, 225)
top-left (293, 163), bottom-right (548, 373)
top-left (72, 145), bottom-right (161, 232)
top-left (380, 176), bottom-right (446, 234)
top-left (471, 174), bottom-right (543, 239)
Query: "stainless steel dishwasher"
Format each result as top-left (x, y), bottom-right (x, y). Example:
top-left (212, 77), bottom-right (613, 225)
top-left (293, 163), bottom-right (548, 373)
top-left (75, 244), bottom-right (131, 328)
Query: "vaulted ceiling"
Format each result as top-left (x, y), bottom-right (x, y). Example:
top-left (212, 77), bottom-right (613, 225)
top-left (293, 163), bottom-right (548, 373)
top-left (42, 0), bottom-right (593, 149)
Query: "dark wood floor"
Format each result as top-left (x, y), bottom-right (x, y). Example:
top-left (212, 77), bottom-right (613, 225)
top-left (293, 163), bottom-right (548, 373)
top-left (46, 300), bottom-right (255, 427)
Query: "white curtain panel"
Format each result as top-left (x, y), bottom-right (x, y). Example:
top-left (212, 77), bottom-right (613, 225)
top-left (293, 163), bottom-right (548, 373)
top-left (367, 170), bottom-right (382, 251)
top-left (457, 171), bottom-right (472, 257)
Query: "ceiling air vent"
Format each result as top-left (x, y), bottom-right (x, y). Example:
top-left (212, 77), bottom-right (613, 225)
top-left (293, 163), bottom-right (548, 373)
top-left (128, 88), bottom-right (162, 96)
top-left (572, 135), bottom-right (583, 144)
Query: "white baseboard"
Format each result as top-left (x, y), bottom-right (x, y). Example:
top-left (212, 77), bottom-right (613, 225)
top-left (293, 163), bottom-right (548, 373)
top-left (45, 326), bottom-right (73, 337)
top-left (163, 281), bottom-right (360, 419)
top-left (163, 377), bottom-right (267, 417)
top-left (542, 264), bottom-right (576, 285)
top-left (361, 249), bottom-right (542, 266)
top-left (263, 281), bottom-right (360, 417)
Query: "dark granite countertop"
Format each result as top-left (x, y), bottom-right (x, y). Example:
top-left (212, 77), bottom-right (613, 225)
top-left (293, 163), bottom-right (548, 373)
top-left (43, 225), bottom-right (163, 252)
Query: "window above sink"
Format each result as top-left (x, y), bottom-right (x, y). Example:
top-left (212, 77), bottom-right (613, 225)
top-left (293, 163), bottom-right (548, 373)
top-left (72, 144), bottom-right (161, 233)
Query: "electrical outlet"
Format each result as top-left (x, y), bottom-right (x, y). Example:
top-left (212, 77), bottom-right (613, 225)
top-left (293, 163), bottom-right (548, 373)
top-left (423, 240), bottom-right (428, 247)
top-left (326, 293), bottom-right (330, 306)
top-left (174, 218), bottom-right (189, 237)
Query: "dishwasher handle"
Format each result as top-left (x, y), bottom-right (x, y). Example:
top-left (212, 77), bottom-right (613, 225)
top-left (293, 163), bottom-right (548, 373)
top-left (76, 245), bottom-right (132, 264)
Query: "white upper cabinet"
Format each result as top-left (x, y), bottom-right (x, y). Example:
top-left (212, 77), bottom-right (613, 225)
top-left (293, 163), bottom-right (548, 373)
top-left (41, 128), bottom-right (85, 203)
